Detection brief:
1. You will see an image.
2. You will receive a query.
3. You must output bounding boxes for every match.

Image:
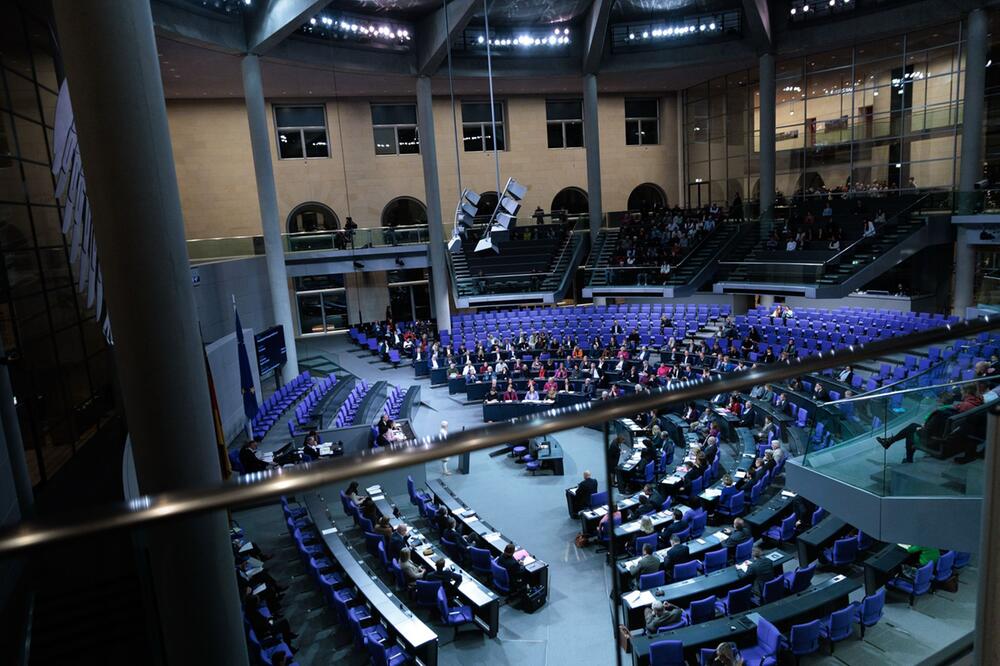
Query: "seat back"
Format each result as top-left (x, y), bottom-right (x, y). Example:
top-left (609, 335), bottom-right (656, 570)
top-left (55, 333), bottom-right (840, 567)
top-left (648, 639), bottom-right (685, 666)
top-left (639, 570), bottom-right (666, 590)
top-left (860, 587), bottom-right (886, 626)
top-left (703, 548), bottom-right (727, 574)
top-left (762, 575), bottom-right (786, 604)
top-left (779, 514), bottom-right (797, 540)
top-left (674, 560), bottom-right (700, 581)
top-left (734, 538), bottom-right (753, 562)
top-left (788, 562), bottom-right (816, 593)
top-left (833, 537), bottom-right (859, 564)
top-left (635, 533), bottom-right (658, 555)
top-left (827, 602), bottom-right (859, 641)
top-left (789, 619), bottom-right (822, 655)
top-left (415, 580), bottom-right (442, 607)
top-left (470, 546), bottom-right (492, 573)
top-left (935, 550), bottom-right (955, 582)
top-left (490, 558), bottom-right (511, 593)
top-left (725, 584), bottom-right (753, 614)
top-left (912, 560), bottom-right (935, 594)
top-left (690, 511), bottom-right (708, 537)
top-left (590, 490), bottom-right (609, 508)
top-left (755, 617), bottom-right (784, 656)
top-left (689, 595), bottom-right (717, 624)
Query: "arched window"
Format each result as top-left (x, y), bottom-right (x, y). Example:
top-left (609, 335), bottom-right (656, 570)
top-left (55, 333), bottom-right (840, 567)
top-left (381, 197), bottom-right (428, 227)
top-left (626, 183), bottom-right (667, 212)
top-left (286, 202), bottom-right (339, 233)
top-left (550, 187), bottom-right (589, 215)
top-left (475, 191), bottom-right (498, 218)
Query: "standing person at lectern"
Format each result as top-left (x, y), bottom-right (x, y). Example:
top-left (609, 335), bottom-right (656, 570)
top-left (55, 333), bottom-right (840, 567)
top-left (576, 470), bottom-right (598, 511)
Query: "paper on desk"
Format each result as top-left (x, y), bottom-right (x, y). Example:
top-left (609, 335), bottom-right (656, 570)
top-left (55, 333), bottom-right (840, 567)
top-left (664, 476), bottom-right (681, 484)
top-left (466, 516), bottom-right (479, 523)
top-left (621, 522), bottom-right (641, 533)
top-left (734, 470), bottom-right (747, 479)
top-left (703, 489), bottom-right (722, 498)
top-left (252, 583), bottom-right (267, 596)
top-left (593, 506), bottom-right (608, 517)
top-left (716, 532), bottom-right (729, 542)
top-left (370, 495), bottom-right (385, 501)
top-left (239, 541), bottom-right (253, 553)
top-left (781, 490), bottom-right (797, 498)
top-left (366, 485), bottom-right (383, 494)
top-left (322, 527), bottom-right (338, 535)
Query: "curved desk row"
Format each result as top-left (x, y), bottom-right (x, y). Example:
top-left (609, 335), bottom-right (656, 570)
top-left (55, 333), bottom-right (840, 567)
top-left (302, 493), bottom-right (438, 665)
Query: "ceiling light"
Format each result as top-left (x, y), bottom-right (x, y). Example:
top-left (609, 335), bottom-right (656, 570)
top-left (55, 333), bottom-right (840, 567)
top-left (790, 7), bottom-right (796, 14)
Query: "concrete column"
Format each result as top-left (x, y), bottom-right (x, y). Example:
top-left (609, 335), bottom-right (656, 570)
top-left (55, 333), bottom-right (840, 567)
top-left (974, 409), bottom-right (1000, 665)
top-left (676, 92), bottom-right (686, 207)
top-left (51, 2), bottom-right (248, 664)
top-left (953, 232), bottom-right (976, 317)
top-left (584, 74), bottom-right (603, 244)
top-left (0, 336), bottom-right (32, 518)
top-left (416, 76), bottom-right (452, 332)
top-left (958, 8), bottom-right (989, 215)
top-left (759, 53), bottom-right (776, 222)
top-left (241, 54), bottom-right (299, 383)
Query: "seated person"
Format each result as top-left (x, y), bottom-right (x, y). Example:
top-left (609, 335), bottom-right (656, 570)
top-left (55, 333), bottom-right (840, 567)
top-left (877, 387), bottom-right (983, 463)
top-left (524, 381), bottom-right (540, 401)
top-left (497, 543), bottom-right (526, 592)
top-left (660, 534), bottom-right (690, 578)
top-left (662, 509), bottom-right (689, 541)
top-left (238, 439), bottom-right (271, 473)
top-left (728, 517), bottom-right (753, 545)
top-left (425, 558), bottom-right (463, 599)
top-left (442, 517), bottom-right (473, 556)
top-left (709, 642), bottom-right (745, 666)
top-left (398, 548), bottom-right (426, 586)
top-left (638, 483), bottom-right (668, 513)
top-left (484, 382), bottom-right (500, 403)
top-left (576, 470), bottom-right (598, 511)
top-left (389, 524), bottom-right (410, 560)
top-left (373, 515), bottom-right (394, 542)
top-left (644, 600), bottom-right (683, 635)
top-left (502, 383), bottom-right (519, 402)
top-left (629, 543), bottom-right (661, 585)
top-left (739, 544), bottom-right (775, 599)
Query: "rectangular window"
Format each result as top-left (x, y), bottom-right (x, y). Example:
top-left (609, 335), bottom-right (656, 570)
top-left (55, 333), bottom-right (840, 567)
top-left (371, 103), bottom-right (420, 155)
top-left (461, 102), bottom-right (505, 152)
top-left (545, 99), bottom-right (584, 148)
top-left (274, 105), bottom-right (329, 159)
top-left (625, 97), bottom-right (659, 145)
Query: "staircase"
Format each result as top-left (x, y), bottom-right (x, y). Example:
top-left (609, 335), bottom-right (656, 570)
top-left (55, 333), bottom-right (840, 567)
top-left (583, 229), bottom-right (620, 288)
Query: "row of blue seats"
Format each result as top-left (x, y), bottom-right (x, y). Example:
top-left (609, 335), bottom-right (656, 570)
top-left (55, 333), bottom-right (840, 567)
top-left (333, 381), bottom-right (371, 428)
top-left (280, 498), bottom-right (415, 666)
top-left (251, 371), bottom-right (313, 440)
top-left (286, 375), bottom-right (337, 438)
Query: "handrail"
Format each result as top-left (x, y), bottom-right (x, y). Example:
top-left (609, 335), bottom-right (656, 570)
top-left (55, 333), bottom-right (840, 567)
top-left (718, 191), bottom-right (938, 268)
top-left (821, 375), bottom-right (994, 406)
top-left (584, 221), bottom-right (739, 273)
top-left (0, 317), bottom-right (996, 555)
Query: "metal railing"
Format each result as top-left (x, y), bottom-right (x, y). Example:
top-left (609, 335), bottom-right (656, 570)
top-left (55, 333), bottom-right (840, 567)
top-left (0, 316), bottom-right (997, 555)
top-left (186, 225), bottom-right (431, 262)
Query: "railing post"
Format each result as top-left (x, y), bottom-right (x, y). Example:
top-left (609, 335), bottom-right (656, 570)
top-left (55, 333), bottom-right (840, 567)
top-left (974, 406), bottom-right (1000, 665)
top-left (603, 422), bottom-right (624, 666)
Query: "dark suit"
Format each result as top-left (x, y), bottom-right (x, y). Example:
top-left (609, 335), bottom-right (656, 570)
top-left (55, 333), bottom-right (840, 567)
top-left (497, 554), bottom-right (525, 589)
top-left (661, 543), bottom-right (691, 576)
top-left (576, 477), bottom-right (598, 511)
top-left (663, 517), bottom-right (689, 540)
top-left (238, 445), bottom-right (269, 473)
top-left (741, 556), bottom-right (776, 598)
top-left (389, 532), bottom-right (407, 561)
top-left (729, 527), bottom-right (754, 547)
top-left (426, 568), bottom-right (462, 594)
top-left (442, 528), bottom-right (469, 554)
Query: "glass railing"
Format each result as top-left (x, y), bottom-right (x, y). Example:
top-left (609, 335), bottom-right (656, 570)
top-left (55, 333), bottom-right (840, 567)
top-left (186, 225), bottom-right (431, 262)
top-left (802, 331), bottom-right (998, 498)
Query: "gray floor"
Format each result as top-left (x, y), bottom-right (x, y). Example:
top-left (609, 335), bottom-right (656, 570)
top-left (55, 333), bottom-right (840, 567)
top-left (234, 332), bottom-right (977, 665)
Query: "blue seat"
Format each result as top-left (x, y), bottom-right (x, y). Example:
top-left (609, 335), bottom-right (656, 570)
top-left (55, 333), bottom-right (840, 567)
top-left (639, 571), bottom-right (666, 591)
top-left (648, 639), bottom-right (686, 666)
top-left (688, 510), bottom-right (708, 538)
top-left (734, 538), bottom-right (754, 563)
top-left (437, 585), bottom-right (477, 640)
top-left (407, 475), bottom-right (430, 505)
top-left (441, 536), bottom-right (465, 563)
top-left (469, 547), bottom-right (492, 579)
top-left (415, 580), bottom-right (442, 609)
top-left (783, 562), bottom-right (816, 594)
top-left (684, 595), bottom-right (717, 625)
top-left (856, 587), bottom-right (886, 636)
top-left (673, 560), bottom-right (700, 582)
top-left (888, 561), bottom-right (934, 605)
top-left (788, 619), bottom-right (823, 660)
top-left (764, 514), bottom-right (797, 546)
top-left (821, 602), bottom-right (859, 652)
top-left (760, 575), bottom-right (786, 605)
top-left (634, 533), bottom-right (659, 556)
top-left (933, 550), bottom-right (956, 587)
top-left (589, 490), bottom-right (609, 508)
top-left (365, 636), bottom-right (409, 666)
top-left (716, 490), bottom-right (745, 518)
top-left (822, 536), bottom-right (858, 567)
top-left (740, 617), bottom-right (784, 666)
top-left (490, 558), bottom-right (511, 595)
top-left (715, 583), bottom-right (753, 615)
top-left (348, 605), bottom-right (387, 649)
top-left (953, 551), bottom-right (971, 569)
top-left (703, 548), bottom-right (727, 574)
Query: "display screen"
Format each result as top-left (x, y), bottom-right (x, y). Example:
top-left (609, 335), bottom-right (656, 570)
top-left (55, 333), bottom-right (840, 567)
top-left (254, 325), bottom-right (287, 377)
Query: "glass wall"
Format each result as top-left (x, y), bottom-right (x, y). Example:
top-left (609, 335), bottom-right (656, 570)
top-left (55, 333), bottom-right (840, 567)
top-left (685, 23), bottom-right (968, 206)
top-left (0, 2), bottom-right (114, 485)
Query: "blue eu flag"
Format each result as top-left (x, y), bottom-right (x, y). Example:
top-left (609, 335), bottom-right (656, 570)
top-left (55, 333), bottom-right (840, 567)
top-left (235, 302), bottom-right (259, 424)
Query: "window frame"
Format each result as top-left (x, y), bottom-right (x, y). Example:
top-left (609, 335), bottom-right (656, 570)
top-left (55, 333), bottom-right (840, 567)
top-left (273, 104), bottom-right (330, 160)
top-left (625, 97), bottom-right (660, 146)
top-left (460, 101), bottom-right (506, 152)
top-left (371, 103), bottom-right (421, 156)
top-left (545, 99), bottom-right (585, 149)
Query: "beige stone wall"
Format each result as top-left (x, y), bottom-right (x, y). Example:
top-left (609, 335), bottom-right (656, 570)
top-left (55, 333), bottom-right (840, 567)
top-left (165, 92), bottom-right (679, 239)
